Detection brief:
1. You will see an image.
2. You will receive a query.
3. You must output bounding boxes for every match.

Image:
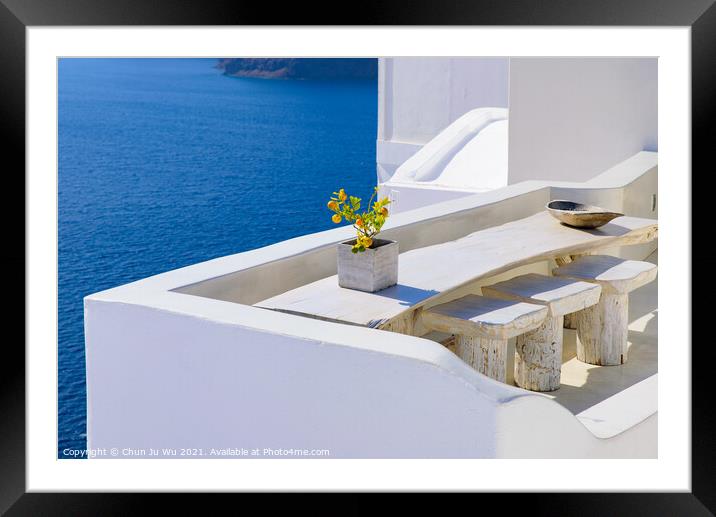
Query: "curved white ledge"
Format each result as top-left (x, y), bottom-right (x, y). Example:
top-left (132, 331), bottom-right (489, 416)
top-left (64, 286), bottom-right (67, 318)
top-left (84, 151), bottom-right (658, 458)
top-left (389, 107), bottom-right (509, 189)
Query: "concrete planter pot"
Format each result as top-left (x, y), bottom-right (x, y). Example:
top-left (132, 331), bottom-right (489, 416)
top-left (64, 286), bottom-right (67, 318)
top-left (337, 238), bottom-right (399, 292)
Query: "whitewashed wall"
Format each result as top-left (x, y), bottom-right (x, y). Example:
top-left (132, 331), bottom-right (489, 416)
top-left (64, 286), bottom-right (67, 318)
top-left (85, 160), bottom-right (657, 459)
top-left (85, 296), bottom-right (655, 459)
top-left (507, 58), bottom-right (657, 184)
top-left (85, 299), bottom-right (505, 458)
top-left (377, 57), bottom-right (509, 181)
top-left (377, 57), bottom-right (656, 214)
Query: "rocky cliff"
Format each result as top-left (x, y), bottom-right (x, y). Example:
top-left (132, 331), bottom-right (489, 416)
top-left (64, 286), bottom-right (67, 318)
top-left (216, 58), bottom-right (377, 79)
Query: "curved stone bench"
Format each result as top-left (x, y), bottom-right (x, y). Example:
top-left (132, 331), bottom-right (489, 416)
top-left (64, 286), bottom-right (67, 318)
top-left (483, 273), bottom-right (602, 392)
top-left (420, 295), bottom-right (548, 383)
top-left (553, 255), bottom-right (658, 366)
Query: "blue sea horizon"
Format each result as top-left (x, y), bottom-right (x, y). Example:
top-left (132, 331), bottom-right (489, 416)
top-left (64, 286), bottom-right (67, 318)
top-left (58, 58), bottom-right (377, 458)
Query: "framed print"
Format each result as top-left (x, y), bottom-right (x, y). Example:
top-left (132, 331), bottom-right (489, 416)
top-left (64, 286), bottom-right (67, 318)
top-left (4, 0), bottom-right (710, 511)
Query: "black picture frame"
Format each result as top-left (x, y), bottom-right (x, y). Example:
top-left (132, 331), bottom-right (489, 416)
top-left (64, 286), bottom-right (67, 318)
top-left (3, 0), bottom-right (709, 512)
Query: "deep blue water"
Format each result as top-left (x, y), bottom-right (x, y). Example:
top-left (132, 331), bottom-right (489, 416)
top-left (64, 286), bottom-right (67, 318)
top-left (58, 58), bottom-right (377, 458)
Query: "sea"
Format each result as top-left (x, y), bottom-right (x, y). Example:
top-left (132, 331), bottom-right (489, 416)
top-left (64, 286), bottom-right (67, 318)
top-left (58, 58), bottom-right (377, 458)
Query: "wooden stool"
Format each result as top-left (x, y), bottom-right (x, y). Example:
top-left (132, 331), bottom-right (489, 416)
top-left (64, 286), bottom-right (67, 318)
top-left (421, 295), bottom-right (548, 383)
top-left (553, 255), bottom-right (657, 365)
top-left (483, 274), bottom-right (602, 391)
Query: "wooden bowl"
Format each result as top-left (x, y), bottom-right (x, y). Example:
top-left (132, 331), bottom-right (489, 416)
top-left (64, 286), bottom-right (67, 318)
top-left (546, 200), bottom-right (624, 229)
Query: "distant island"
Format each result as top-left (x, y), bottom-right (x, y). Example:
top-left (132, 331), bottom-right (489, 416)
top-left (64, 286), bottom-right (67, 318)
top-left (216, 58), bottom-right (378, 80)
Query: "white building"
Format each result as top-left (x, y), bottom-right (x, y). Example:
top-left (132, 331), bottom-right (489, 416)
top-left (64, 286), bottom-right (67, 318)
top-left (84, 57), bottom-right (658, 459)
top-left (379, 57), bottom-right (656, 212)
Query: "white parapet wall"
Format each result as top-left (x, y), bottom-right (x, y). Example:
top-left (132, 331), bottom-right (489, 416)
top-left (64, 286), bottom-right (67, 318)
top-left (84, 151), bottom-right (657, 458)
top-left (377, 57), bottom-right (509, 182)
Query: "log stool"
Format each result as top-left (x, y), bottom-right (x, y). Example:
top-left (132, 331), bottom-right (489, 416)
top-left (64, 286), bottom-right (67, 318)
top-left (482, 274), bottom-right (602, 391)
top-left (421, 295), bottom-right (548, 383)
top-left (553, 255), bottom-right (657, 366)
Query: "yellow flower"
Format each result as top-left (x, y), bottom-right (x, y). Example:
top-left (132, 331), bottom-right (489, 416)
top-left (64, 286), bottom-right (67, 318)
top-left (358, 235), bottom-right (373, 248)
top-left (338, 189), bottom-right (347, 202)
top-left (332, 214), bottom-right (342, 224)
top-left (327, 200), bottom-right (338, 211)
top-left (381, 207), bottom-right (389, 216)
top-left (356, 218), bottom-right (363, 227)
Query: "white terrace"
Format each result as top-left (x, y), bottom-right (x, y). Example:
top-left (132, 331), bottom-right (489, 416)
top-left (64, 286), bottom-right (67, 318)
top-left (84, 151), bottom-right (657, 458)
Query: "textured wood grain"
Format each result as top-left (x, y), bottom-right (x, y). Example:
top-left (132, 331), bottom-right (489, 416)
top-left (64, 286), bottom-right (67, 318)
top-left (554, 256), bottom-right (573, 267)
top-left (554, 255), bottom-right (658, 366)
top-left (574, 292), bottom-right (629, 365)
top-left (455, 335), bottom-right (508, 383)
top-left (546, 201), bottom-right (623, 229)
top-left (563, 313), bottom-right (576, 330)
top-left (482, 273), bottom-right (601, 317)
top-left (420, 295), bottom-right (548, 340)
top-left (421, 330), bottom-right (456, 349)
top-left (552, 255), bottom-right (658, 294)
top-left (255, 212), bottom-right (657, 329)
top-left (515, 315), bottom-right (564, 391)
top-left (482, 273), bottom-right (602, 391)
top-left (561, 253), bottom-right (593, 329)
top-left (421, 295), bottom-right (548, 382)
top-left (378, 308), bottom-right (421, 335)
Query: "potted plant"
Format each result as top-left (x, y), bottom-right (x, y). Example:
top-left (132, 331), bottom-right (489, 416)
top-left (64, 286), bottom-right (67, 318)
top-left (327, 187), bottom-right (398, 292)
